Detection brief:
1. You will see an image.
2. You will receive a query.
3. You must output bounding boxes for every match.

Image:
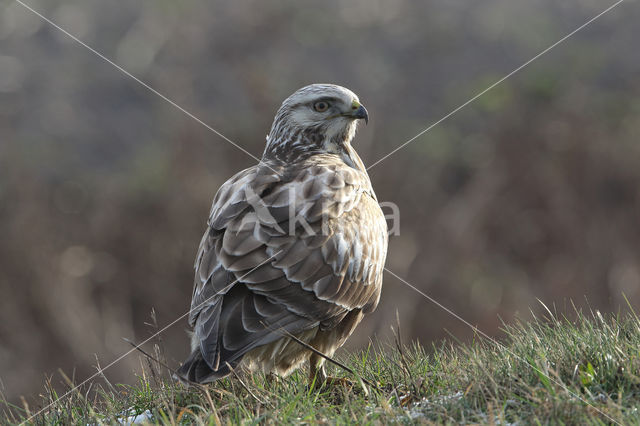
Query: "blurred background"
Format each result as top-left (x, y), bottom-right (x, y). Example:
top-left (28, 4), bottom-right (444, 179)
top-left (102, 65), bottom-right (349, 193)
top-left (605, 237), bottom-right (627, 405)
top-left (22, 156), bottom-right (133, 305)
top-left (1, 0), bottom-right (639, 406)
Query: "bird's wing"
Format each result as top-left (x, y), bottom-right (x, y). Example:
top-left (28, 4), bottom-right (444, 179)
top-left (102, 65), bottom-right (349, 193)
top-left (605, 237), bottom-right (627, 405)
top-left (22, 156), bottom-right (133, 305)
top-left (188, 157), bottom-right (388, 371)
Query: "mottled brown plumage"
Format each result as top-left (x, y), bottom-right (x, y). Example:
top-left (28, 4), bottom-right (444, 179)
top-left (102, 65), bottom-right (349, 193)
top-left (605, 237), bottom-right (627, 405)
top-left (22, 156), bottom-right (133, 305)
top-left (176, 84), bottom-right (388, 385)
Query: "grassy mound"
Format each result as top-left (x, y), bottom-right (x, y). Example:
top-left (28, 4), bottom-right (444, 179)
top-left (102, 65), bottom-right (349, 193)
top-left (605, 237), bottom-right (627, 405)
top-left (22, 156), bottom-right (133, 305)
top-left (4, 309), bottom-right (640, 424)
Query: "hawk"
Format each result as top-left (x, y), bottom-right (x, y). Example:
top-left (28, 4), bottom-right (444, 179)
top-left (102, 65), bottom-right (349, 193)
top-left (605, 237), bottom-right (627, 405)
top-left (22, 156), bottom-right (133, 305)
top-left (176, 84), bottom-right (388, 385)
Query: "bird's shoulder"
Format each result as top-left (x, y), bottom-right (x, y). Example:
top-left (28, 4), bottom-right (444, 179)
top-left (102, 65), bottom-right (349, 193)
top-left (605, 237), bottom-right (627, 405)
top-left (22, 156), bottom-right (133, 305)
top-left (207, 154), bottom-right (378, 231)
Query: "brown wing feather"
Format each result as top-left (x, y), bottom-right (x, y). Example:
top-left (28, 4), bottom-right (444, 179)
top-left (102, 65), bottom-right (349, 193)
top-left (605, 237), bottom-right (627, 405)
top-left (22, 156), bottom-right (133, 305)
top-left (179, 155), bottom-right (387, 383)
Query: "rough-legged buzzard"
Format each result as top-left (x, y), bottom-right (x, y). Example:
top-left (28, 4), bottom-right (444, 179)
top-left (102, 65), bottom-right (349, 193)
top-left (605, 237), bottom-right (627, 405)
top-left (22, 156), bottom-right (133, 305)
top-left (176, 84), bottom-right (388, 385)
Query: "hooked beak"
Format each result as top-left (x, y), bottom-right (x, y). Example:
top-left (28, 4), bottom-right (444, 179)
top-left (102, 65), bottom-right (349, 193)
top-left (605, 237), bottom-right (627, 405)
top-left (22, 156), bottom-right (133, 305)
top-left (343, 101), bottom-right (369, 124)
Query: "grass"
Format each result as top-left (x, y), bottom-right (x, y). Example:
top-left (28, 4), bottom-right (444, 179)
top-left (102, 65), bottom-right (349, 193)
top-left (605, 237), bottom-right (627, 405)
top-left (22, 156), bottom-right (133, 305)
top-left (3, 308), bottom-right (640, 424)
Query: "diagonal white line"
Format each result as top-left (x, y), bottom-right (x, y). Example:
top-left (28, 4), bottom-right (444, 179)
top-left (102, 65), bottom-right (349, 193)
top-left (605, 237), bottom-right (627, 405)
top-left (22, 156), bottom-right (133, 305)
top-left (13, 0), bottom-right (270, 169)
top-left (384, 267), bottom-right (621, 425)
top-left (367, 0), bottom-right (626, 171)
top-left (12, 0), bottom-right (627, 423)
top-left (22, 250), bottom-right (283, 424)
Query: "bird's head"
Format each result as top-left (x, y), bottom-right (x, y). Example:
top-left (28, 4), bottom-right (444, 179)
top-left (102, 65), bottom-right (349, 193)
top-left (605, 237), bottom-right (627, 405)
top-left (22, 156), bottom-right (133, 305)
top-left (264, 84), bottom-right (369, 162)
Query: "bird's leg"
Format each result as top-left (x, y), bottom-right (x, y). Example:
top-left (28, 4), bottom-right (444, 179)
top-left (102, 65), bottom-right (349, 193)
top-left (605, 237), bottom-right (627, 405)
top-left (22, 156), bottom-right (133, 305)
top-left (309, 354), bottom-right (327, 388)
top-left (309, 354), bottom-right (353, 389)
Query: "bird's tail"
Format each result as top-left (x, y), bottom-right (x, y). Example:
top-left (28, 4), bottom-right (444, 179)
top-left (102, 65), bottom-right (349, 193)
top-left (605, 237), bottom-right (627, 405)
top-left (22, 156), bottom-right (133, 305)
top-left (174, 349), bottom-right (235, 385)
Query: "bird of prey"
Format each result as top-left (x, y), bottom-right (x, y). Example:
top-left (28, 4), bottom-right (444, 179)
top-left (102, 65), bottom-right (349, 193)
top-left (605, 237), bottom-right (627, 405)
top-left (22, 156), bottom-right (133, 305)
top-left (176, 84), bottom-right (388, 385)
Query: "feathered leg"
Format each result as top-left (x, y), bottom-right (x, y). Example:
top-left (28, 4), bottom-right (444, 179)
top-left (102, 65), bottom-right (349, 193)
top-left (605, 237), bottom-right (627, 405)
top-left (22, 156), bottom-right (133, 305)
top-left (309, 353), bottom-right (327, 388)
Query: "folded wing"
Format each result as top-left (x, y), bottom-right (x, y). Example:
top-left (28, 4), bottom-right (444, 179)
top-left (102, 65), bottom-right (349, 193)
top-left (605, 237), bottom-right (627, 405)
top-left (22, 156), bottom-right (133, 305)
top-left (180, 156), bottom-right (388, 382)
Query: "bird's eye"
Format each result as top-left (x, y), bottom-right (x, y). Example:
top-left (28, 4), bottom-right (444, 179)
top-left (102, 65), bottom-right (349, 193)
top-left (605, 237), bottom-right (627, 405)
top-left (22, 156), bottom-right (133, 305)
top-left (313, 101), bottom-right (330, 112)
